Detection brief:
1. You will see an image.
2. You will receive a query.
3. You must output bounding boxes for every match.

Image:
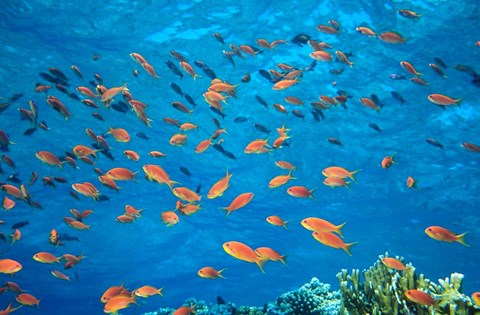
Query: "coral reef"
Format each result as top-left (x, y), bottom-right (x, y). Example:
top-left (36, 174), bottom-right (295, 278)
top-left (337, 253), bottom-right (478, 315)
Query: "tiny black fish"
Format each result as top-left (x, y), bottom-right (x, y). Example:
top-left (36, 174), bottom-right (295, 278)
top-left (60, 233), bottom-right (80, 242)
top-left (217, 296), bottom-right (226, 305)
top-left (111, 101), bottom-right (129, 114)
top-left (455, 64), bottom-right (478, 77)
top-left (292, 109), bottom-right (305, 119)
top-left (370, 94), bottom-right (384, 108)
top-left (391, 91), bottom-right (405, 104)
top-left (426, 138), bottom-right (443, 149)
top-left (10, 94), bottom-right (22, 102)
top-left (39, 72), bottom-right (60, 84)
top-left (311, 110), bottom-right (320, 122)
top-left (203, 67), bottom-right (217, 80)
top-left (212, 143), bottom-right (225, 154)
top-left (170, 83), bottom-right (183, 96)
top-left (180, 167), bottom-right (191, 177)
top-left (11, 220), bottom-right (29, 230)
top-left (49, 67), bottom-right (68, 82)
top-left (433, 57), bottom-right (447, 69)
top-left (165, 60), bottom-right (184, 78)
top-left (305, 60), bottom-right (317, 72)
top-left (68, 92), bottom-right (80, 100)
top-left (258, 69), bottom-right (272, 82)
top-left (136, 132), bottom-right (149, 140)
top-left (234, 116), bottom-right (248, 123)
top-left (55, 84), bottom-right (69, 94)
top-left (97, 195), bottom-right (110, 202)
top-left (7, 173), bottom-right (21, 184)
top-left (291, 33), bottom-right (311, 46)
top-left (368, 123), bottom-right (382, 132)
top-left (209, 106), bottom-right (225, 119)
top-left (194, 60), bottom-right (208, 69)
top-left (184, 94), bottom-right (196, 107)
top-left (254, 123), bottom-right (270, 134)
top-left (255, 95), bottom-right (269, 108)
top-left (23, 128), bottom-right (37, 136)
top-left (224, 151), bottom-right (236, 160)
top-left (213, 118), bottom-right (221, 129)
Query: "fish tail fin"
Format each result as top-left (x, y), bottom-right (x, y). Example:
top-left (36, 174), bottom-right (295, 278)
top-left (283, 221), bottom-right (289, 230)
top-left (350, 169), bottom-right (362, 183)
top-left (280, 255), bottom-right (288, 266)
top-left (344, 242), bottom-right (358, 256)
top-left (132, 171), bottom-right (140, 183)
top-left (309, 188), bottom-right (316, 199)
top-left (456, 232), bottom-right (469, 246)
top-left (218, 268), bottom-right (228, 279)
top-left (336, 222), bottom-right (347, 238)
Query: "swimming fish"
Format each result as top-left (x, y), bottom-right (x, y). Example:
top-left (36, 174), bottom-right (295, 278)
top-left (425, 226), bottom-right (468, 246)
top-left (222, 241), bottom-right (265, 272)
top-left (220, 192), bottom-right (254, 216)
top-left (198, 267), bottom-right (227, 279)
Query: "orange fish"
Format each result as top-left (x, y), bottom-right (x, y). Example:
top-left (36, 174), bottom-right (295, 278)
top-left (356, 26), bottom-right (376, 36)
top-left (472, 292), bottom-right (480, 307)
top-left (125, 205), bottom-right (143, 218)
top-left (2, 196), bottom-right (15, 211)
top-left (220, 192), bottom-right (254, 216)
top-left (378, 31), bottom-right (407, 44)
top-left (268, 172), bottom-right (295, 188)
top-left (33, 252), bottom-right (60, 264)
top-left (400, 61), bottom-right (422, 76)
top-left (381, 257), bottom-right (407, 271)
top-left (461, 142), bottom-right (480, 152)
top-left (173, 305), bottom-right (196, 315)
top-left (180, 61), bottom-right (200, 80)
top-left (312, 232), bottom-right (357, 256)
top-left (142, 164), bottom-right (177, 189)
top-left (197, 267), bottom-right (227, 279)
top-left (35, 151), bottom-right (63, 168)
top-left (273, 79), bottom-right (299, 91)
top-left (323, 177), bottom-right (351, 189)
top-left (106, 168), bottom-right (138, 181)
top-left (406, 176), bottom-right (417, 188)
top-left (103, 295), bottom-right (138, 314)
top-left (172, 187), bottom-right (201, 203)
top-left (322, 166), bottom-right (360, 182)
top-left (222, 241), bottom-right (265, 272)
top-left (359, 97), bottom-right (381, 111)
top-left (244, 138), bottom-right (270, 154)
top-left (161, 211), bottom-right (179, 227)
top-left (398, 9), bottom-right (422, 18)
top-left (100, 83), bottom-right (129, 104)
top-left (0, 301), bottom-right (22, 314)
top-left (142, 62), bottom-right (160, 78)
top-left (425, 226), bottom-right (468, 246)
top-left (133, 285), bottom-right (163, 297)
top-left (9, 229), bottom-right (21, 244)
top-left (275, 160), bottom-right (296, 170)
top-left (195, 138), bottom-right (213, 154)
top-left (207, 169), bottom-right (232, 199)
top-left (0, 259), bottom-right (22, 274)
top-left (170, 133), bottom-right (188, 146)
top-left (309, 50), bottom-right (332, 62)
top-left (286, 186), bottom-right (314, 198)
top-left (381, 153), bottom-right (397, 169)
top-left (335, 51), bottom-right (354, 67)
top-left (15, 293), bottom-right (40, 308)
top-left (404, 290), bottom-right (437, 307)
top-left (116, 214), bottom-right (135, 224)
top-left (266, 215), bottom-right (288, 229)
top-left (71, 182), bottom-right (101, 200)
top-left (254, 247), bottom-right (287, 265)
top-left (301, 217), bottom-right (345, 237)
top-left (108, 127), bottom-right (130, 142)
top-left (427, 94), bottom-right (462, 106)
top-left (123, 150), bottom-right (140, 161)
top-left (130, 52), bottom-right (147, 65)
top-left (148, 151), bottom-right (167, 158)
top-left (98, 175), bottom-right (121, 192)
top-left (177, 203), bottom-right (201, 216)
top-left (51, 270), bottom-right (70, 281)
top-left (72, 144), bottom-right (98, 157)
top-left (101, 282), bottom-right (130, 303)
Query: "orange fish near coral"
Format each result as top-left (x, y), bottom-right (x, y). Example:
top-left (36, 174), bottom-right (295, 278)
top-left (381, 257), bottom-right (407, 271)
top-left (103, 295), bottom-right (139, 314)
top-left (312, 232), bottom-right (357, 256)
top-left (133, 285), bottom-right (163, 298)
top-left (197, 267), bottom-right (227, 279)
top-left (472, 292), bottom-right (480, 307)
top-left (222, 241), bottom-right (265, 272)
top-left (404, 290), bottom-right (437, 307)
top-left (220, 192), bottom-right (254, 216)
top-left (425, 226), bottom-right (468, 246)
top-left (173, 305), bottom-right (196, 315)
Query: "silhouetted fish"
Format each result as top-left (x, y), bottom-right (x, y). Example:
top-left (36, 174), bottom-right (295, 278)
top-left (170, 83), bottom-right (183, 97)
top-left (368, 123), bottom-right (382, 132)
top-left (49, 67), bottom-right (68, 82)
top-left (426, 138), bottom-right (443, 149)
top-left (11, 221), bottom-right (29, 230)
top-left (184, 94), bottom-right (196, 107)
top-left (180, 167), bottom-right (191, 176)
top-left (23, 128), bottom-right (37, 136)
top-left (195, 184), bottom-right (201, 194)
top-left (224, 151), bottom-right (236, 160)
top-left (391, 91), bottom-right (405, 104)
top-left (210, 106), bottom-right (225, 119)
top-left (165, 60), bottom-right (184, 78)
top-left (258, 70), bottom-right (272, 82)
top-left (291, 33), bottom-right (311, 46)
top-left (254, 123), bottom-right (270, 134)
top-left (136, 132), bottom-right (149, 140)
top-left (389, 74), bottom-right (407, 80)
top-left (111, 101), bottom-right (129, 114)
top-left (0, 232), bottom-right (6, 242)
top-left (234, 116), bottom-right (248, 123)
top-left (7, 173), bottom-right (21, 184)
top-left (454, 64), bottom-right (477, 77)
top-left (212, 143), bottom-right (225, 154)
top-left (39, 72), bottom-right (60, 84)
top-left (305, 60), bottom-right (317, 71)
top-left (311, 110), bottom-right (320, 122)
top-left (255, 95), bottom-right (269, 108)
top-left (217, 296), bottom-right (226, 305)
top-left (68, 92), bottom-right (80, 100)
top-left (370, 94), bottom-right (384, 108)
top-left (202, 67), bottom-right (217, 80)
top-left (97, 195), bottom-right (110, 202)
top-left (434, 57), bottom-right (447, 68)
top-left (60, 233), bottom-right (80, 241)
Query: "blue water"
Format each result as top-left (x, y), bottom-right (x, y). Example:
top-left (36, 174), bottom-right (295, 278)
top-left (0, 0), bottom-right (479, 314)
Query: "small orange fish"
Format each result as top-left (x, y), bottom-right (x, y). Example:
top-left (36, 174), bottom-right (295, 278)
top-left (273, 79), bottom-right (299, 91)
top-left (116, 214), bottom-right (135, 224)
top-left (170, 133), bottom-right (188, 146)
top-left (316, 24), bottom-right (339, 34)
top-left (406, 176), bottom-right (416, 188)
top-left (106, 168), bottom-right (138, 181)
top-left (461, 142), bottom-right (480, 152)
top-left (404, 290), bottom-right (437, 307)
top-left (356, 26), bottom-right (376, 36)
top-left (323, 177), bottom-right (351, 189)
top-left (34, 151), bottom-right (63, 168)
top-left (335, 51), bottom-right (354, 67)
top-left (103, 295), bottom-right (138, 314)
top-left (172, 187), bottom-right (201, 203)
top-left (268, 172), bottom-right (295, 188)
top-left (100, 83), bottom-right (129, 104)
top-left (207, 169), bottom-right (233, 199)
top-left (244, 138), bottom-right (270, 154)
top-left (123, 150), bottom-right (140, 161)
top-left (9, 229), bottom-right (21, 244)
top-left (359, 97), bottom-right (381, 111)
top-left (71, 182), bottom-right (101, 200)
top-left (301, 217), bottom-right (345, 237)
top-left (378, 31), bottom-right (407, 44)
top-left (98, 175), bottom-right (121, 192)
top-left (51, 270), bottom-right (70, 281)
top-left (398, 9), bottom-right (421, 19)
top-left (472, 292), bottom-right (480, 307)
top-left (312, 232), bottom-right (357, 256)
top-left (173, 305), bottom-right (196, 315)
top-left (15, 293), bottom-right (40, 308)
top-left (427, 94), bottom-right (462, 106)
top-left (0, 259), bottom-right (22, 274)
top-left (286, 186), bottom-right (314, 198)
top-left (101, 282), bottom-right (130, 303)
top-left (133, 285), bottom-right (163, 297)
top-left (309, 50), bottom-right (333, 62)
top-left (149, 151), bottom-right (167, 158)
top-left (108, 127), bottom-right (130, 143)
top-left (142, 164), bottom-right (178, 189)
top-left (198, 267), bottom-right (227, 279)
top-left (2, 196), bottom-right (15, 211)
top-left (0, 301), bottom-right (22, 314)
top-left (275, 160), bottom-right (296, 170)
top-left (222, 241), bottom-right (265, 272)
top-left (381, 257), bottom-right (407, 271)
top-left (400, 61), bottom-right (422, 76)
top-left (180, 61), bottom-right (200, 80)
top-left (255, 247), bottom-right (287, 265)
top-left (322, 166), bottom-right (360, 182)
top-left (425, 226), bottom-right (468, 246)
top-left (33, 252), bottom-right (60, 264)
top-left (195, 138), bottom-right (213, 154)
top-left (73, 144), bottom-right (98, 157)
top-left (161, 211), bottom-right (179, 227)
top-left (266, 215), bottom-right (288, 229)
top-left (142, 62), bottom-right (160, 78)
top-left (220, 192), bottom-right (254, 216)
top-left (381, 153), bottom-right (397, 169)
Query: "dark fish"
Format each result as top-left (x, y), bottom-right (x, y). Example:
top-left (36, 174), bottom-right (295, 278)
top-left (194, 60), bottom-right (208, 69)
top-left (254, 123), bottom-right (270, 134)
top-left (94, 73), bottom-right (103, 83)
top-left (223, 50), bottom-right (235, 67)
top-left (209, 106), bottom-right (225, 119)
top-left (64, 151), bottom-right (77, 160)
top-left (234, 116), bottom-right (248, 123)
top-left (0, 232), bottom-right (5, 242)
top-left (224, 151), bottom-right (236, 160)
top-left (213, 118), bottom-right (221, 129)
top-left (184, 94), bottom-right (196, 107)
top-left (368, 123), bottom-right (382, 132)
top-left (136, 132), bottom-right (149, 141)
top-left (68, 92), bottom-right (80, 100)
top-left (327, 137), bottom-right (342, 146)
top-left (454, 64), bottom-right (478, 77)
top-left (97, 195), bottom-right (110, 202)
top-left (212, 143), bottom-right (225, 154)
top-left (7, 173), bottom-right (21, 184)
top-left (11, 221), bottom-right (29, 230)
top-left (255, 95), bottom-right (269, 108)
top-left (48, 67), bottom-right (68, 82)
top-left (53, 177), bottom-right (67, 183)
top-left (30, 201), bottom-right (43, 209)
top-left (195, 184), bottom-right (201, 194)
top-left (111, 101), bottom-right (129, 114)
top-left (169, 83), bottom-right (183, 97)
top-left (10, 94), bottom-right (22, 102)
top-left (213, 32), bottom-right (224, 44)
top-left (472, 75), bottom-right (480, 88)
top-left (389, 73), bottom-right (406, 80)
top-left (241, 72), bottom-right (251, 83)
top-left (88, 80), bottom-right (97, 88)
top-left (258, 70), bottom-right (272, 82)
top-left (433, 57), bottom-right (447, 69)
top-left (39, 72), bottom-right (60, 84)
top-left (165, 60), bottom-right (184, 79)
top-left (202, 67), bottom-right (217, 80)
top-left (391, 91), bottom-right (405, 104)
top-left (305, 60), bottom-right (317, 72)
top-left (291, 33), bottom-right (311, 46)
top-left (60, 233), bottom-right (80, 241)
top-left (92, 144), bottom-right (114, 161)
top-left (336, 90), bottom-right (352, 98)
top-left (180, 167), bottom-right (191, 177)
top-left (311, 110), bottom-right (320, 122)
top-left (313, 108), bottom-right (325, 120)
top-left (70, 191), bottom-right (79, 200)
top-left (23, 128), bottom-right (37, 136)
top-left (426, 138), bottom-right (443, 149)
top-left (92, 113), bottom-right (105, 121)
top-left (92, 53), bottom-right (101, 61)
top-left (292, 109), bottom-right (305, 119)
top-left (370, 94), bottom-right (384, 108)
top-left (55, 84), bottom-right (69, 94)
top-left (217, 296), bottom-right (226, 305)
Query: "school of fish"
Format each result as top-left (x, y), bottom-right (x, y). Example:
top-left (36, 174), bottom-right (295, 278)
top-left (0, 3), bottom-right (479, 314)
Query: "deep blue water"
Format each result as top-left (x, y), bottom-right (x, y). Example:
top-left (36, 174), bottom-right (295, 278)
top-left (0, 0), bottom-right (479, 314)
